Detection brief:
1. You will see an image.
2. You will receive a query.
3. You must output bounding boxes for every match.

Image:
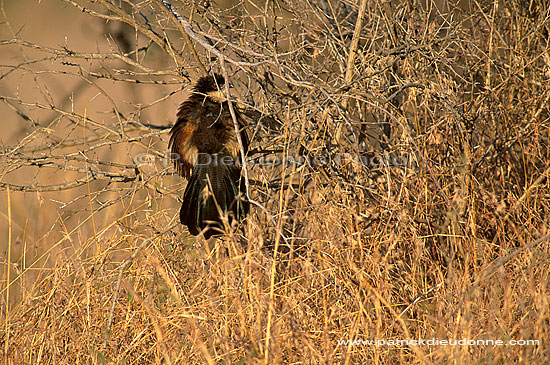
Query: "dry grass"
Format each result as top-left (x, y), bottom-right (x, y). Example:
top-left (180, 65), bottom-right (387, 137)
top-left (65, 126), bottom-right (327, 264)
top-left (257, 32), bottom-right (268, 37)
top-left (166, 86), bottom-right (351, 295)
top-left (1, 0), bottom-right (549, 363)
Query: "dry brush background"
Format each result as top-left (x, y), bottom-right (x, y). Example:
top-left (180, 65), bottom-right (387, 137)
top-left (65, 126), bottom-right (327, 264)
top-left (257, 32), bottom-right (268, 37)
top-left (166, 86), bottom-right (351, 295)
top-left (0, 0), bottom-right (549, 363)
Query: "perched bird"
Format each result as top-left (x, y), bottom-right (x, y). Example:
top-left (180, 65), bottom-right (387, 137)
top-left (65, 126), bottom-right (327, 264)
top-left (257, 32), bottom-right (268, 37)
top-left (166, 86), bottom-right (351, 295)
top-left (169, 74), bottom-right (249, 239)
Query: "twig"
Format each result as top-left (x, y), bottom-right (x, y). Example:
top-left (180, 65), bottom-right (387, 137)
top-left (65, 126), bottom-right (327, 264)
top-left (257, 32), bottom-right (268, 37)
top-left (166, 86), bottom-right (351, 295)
top-left (152, 0), bottom-right (207, 74)
top-left (0, 38), bottom-right (158, 74)
top-left (343, 0), bottom-right (368, 86)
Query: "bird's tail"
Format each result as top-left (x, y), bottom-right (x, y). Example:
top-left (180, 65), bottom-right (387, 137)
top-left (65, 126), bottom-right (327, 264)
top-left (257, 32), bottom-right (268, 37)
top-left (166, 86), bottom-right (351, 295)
top-left (180, 154), bottom-right (248, 239)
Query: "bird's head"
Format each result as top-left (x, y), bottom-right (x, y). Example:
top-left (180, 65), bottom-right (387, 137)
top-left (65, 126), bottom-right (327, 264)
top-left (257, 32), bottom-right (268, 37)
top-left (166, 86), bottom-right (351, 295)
top-left (194, 73), bottom-right (228, 102)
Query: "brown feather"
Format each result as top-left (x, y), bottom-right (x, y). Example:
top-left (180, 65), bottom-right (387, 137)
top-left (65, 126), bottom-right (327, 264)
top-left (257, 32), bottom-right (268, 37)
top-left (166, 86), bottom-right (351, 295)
top-left (168, 74), bottom-right (249, 238)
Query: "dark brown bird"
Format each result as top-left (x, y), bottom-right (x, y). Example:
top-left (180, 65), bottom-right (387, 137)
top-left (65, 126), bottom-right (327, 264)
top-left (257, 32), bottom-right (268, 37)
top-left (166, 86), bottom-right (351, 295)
top-left (169, 74), bottom-right (249, 239)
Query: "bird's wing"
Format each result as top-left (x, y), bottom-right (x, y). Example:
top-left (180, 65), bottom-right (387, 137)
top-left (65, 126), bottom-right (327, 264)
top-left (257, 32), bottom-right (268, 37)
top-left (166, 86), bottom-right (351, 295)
top-left (169, 113), bottom-right (198, 178)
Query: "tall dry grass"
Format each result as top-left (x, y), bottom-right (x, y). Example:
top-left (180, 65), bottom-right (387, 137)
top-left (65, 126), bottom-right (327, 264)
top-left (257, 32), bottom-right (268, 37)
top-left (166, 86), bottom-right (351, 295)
top-left (1, 0), bottom-right (549, 363)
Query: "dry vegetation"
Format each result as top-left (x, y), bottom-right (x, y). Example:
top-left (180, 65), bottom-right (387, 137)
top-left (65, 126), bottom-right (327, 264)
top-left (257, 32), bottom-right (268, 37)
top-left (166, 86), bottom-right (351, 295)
top-left (1, 0), bottom-right (549, 363)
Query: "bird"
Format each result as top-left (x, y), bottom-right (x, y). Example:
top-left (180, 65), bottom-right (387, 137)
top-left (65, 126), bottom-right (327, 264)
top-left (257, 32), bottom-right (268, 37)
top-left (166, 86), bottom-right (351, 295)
top-left (169, 74), bottom-right (249, 239)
